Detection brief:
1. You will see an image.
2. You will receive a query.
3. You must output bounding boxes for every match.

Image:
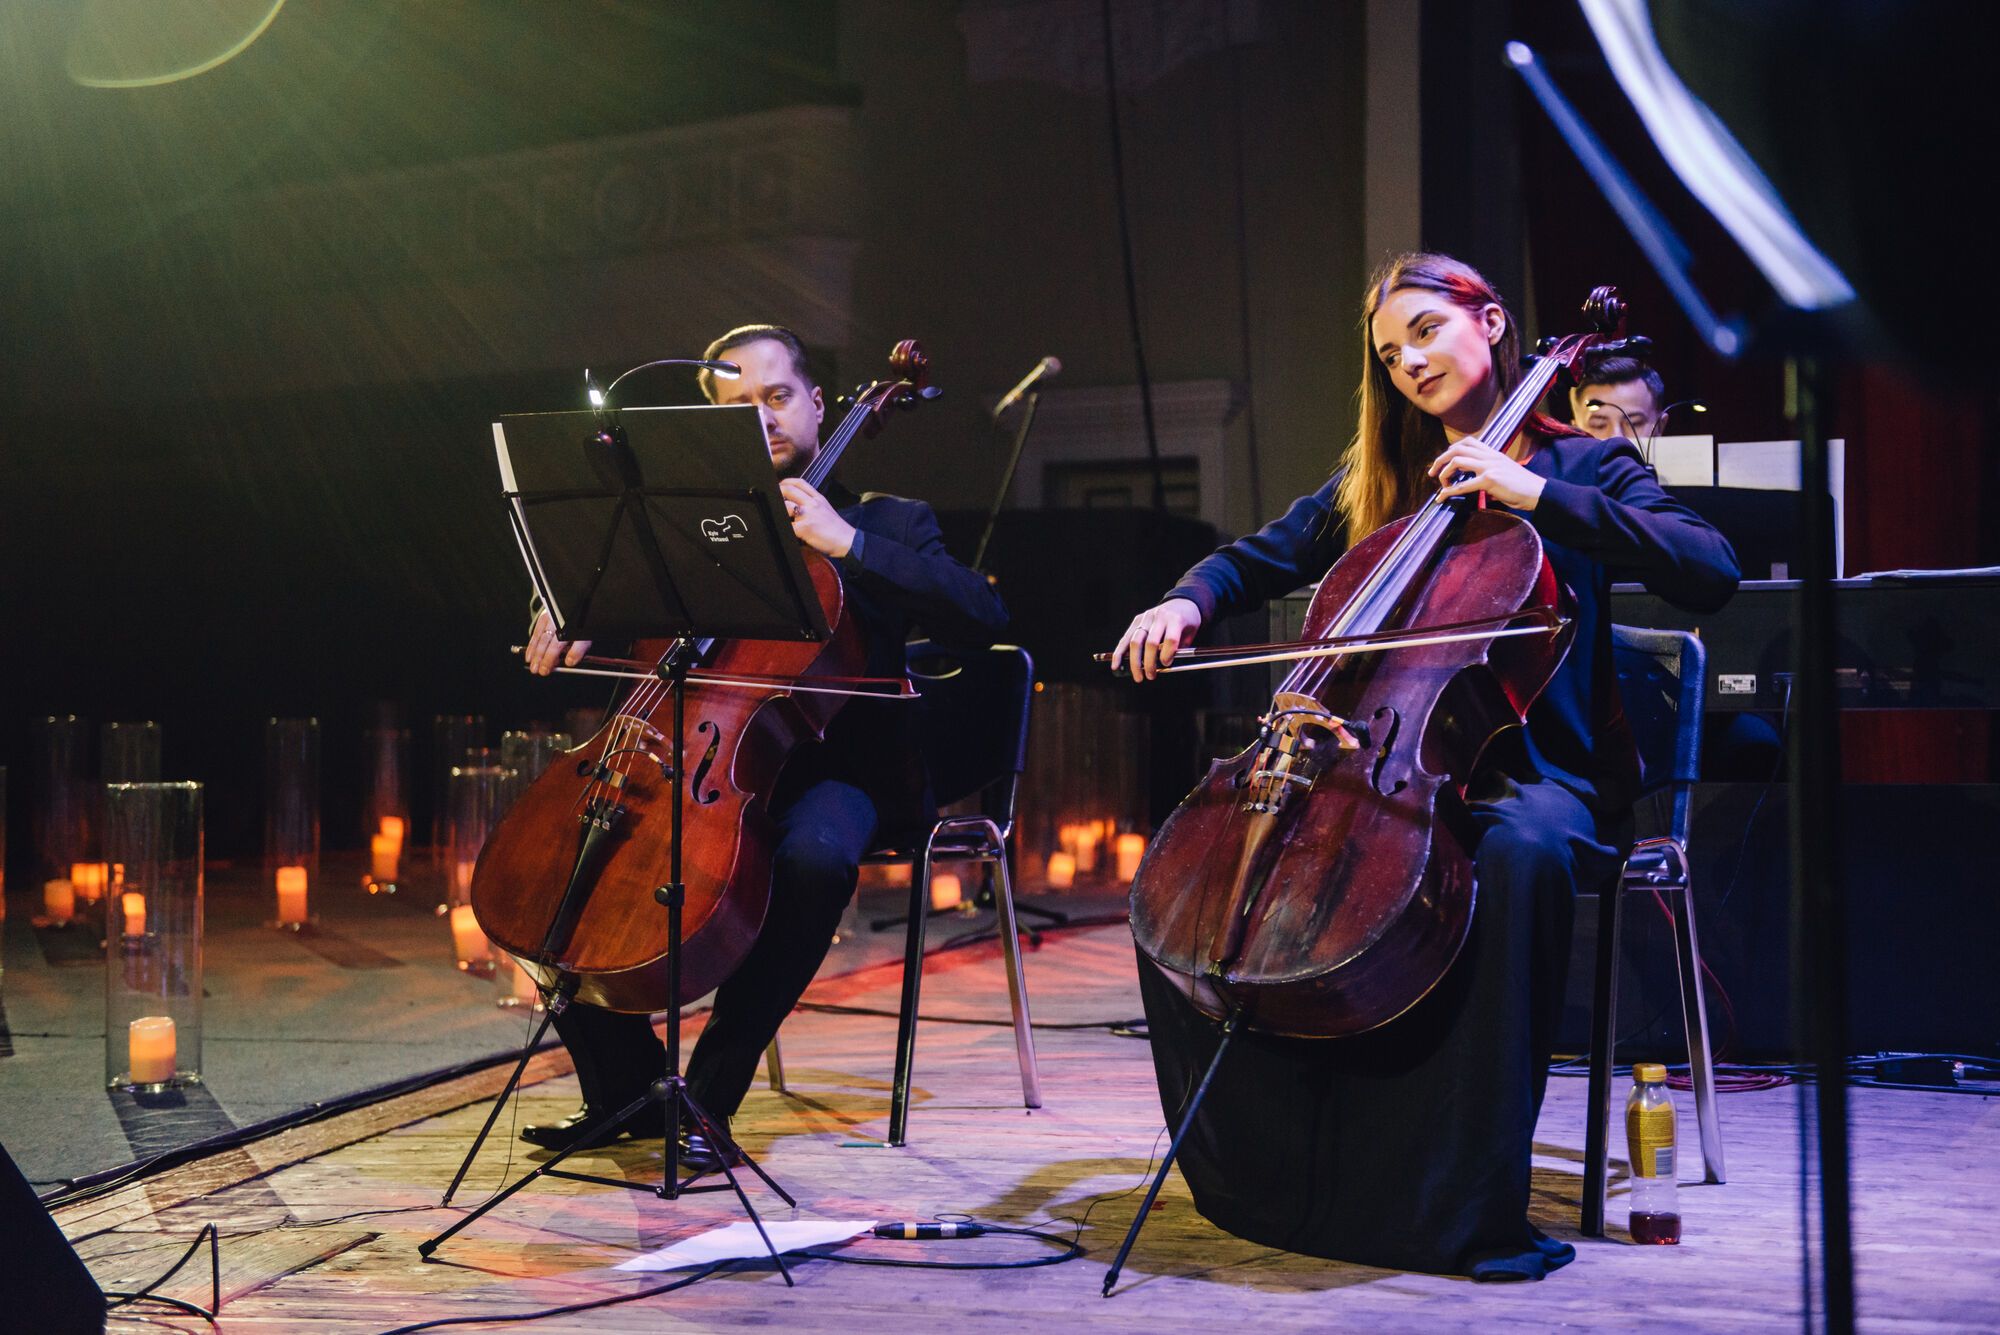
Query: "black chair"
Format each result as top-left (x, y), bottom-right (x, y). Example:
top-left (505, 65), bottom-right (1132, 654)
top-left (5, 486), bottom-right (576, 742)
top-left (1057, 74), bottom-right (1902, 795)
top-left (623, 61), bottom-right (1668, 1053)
top-left (1581, 625), bottom-right (1728, 1235)
top-left (766, 639), bottom-right (1043, 1148)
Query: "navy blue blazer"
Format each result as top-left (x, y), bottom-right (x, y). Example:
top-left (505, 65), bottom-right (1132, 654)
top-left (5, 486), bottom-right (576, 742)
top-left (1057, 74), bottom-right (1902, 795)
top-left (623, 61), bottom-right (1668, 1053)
top-left (806, 483), bottom-right (1009, 830)
top-left (1163, 434), bottom-right (1739, 819)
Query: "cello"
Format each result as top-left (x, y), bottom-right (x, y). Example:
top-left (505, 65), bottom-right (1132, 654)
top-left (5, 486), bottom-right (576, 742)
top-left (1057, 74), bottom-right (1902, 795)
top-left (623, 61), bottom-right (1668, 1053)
top-left (1125, 289), bottom-right (1637, 1039)
top-left (472, 341), bottom-right (936, 1012)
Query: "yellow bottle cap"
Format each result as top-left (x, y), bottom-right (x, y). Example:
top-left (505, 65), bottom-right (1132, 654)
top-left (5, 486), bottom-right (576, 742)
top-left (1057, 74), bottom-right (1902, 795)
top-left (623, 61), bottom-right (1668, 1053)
top-left (1634, 1062), bottom-right (1668, 1083)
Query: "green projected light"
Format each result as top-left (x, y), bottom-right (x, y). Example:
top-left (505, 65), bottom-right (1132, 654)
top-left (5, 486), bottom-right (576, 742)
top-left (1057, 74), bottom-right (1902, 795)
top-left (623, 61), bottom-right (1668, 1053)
top-left (67, 0), bottom-right (286, 89)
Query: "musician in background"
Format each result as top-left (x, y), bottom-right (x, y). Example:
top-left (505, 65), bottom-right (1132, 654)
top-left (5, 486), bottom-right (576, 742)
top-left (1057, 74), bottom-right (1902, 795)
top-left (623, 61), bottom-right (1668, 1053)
top-left (1113, 254), bottom-right (1737, 1279)
top-left (1569, 354), bottom-right (1665, 443)
top-left (520, 323), bottom-right (1006, 1169)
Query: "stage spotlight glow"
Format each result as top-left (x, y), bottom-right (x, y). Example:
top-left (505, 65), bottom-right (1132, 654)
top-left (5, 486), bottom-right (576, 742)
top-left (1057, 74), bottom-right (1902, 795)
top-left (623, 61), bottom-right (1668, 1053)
top-left (66, 0), bottom-right (287, 90)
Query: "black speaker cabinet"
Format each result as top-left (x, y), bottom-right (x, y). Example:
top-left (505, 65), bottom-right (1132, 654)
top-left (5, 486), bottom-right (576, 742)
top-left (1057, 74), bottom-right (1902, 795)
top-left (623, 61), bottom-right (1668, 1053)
top-left (0, 1142), bottom-right (106, 1335)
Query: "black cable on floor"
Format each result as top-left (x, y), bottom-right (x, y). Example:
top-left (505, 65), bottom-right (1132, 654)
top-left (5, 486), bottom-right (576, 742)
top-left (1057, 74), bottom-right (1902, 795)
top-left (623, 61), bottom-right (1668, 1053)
top-left (369, 1260), bottom-right (732, 1335)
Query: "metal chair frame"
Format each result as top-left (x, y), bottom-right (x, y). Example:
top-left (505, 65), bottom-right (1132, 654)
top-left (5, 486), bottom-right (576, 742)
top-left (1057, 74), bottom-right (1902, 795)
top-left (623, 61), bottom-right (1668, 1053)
top-left (1582, 624), bottom-right (1728, 1236)
top-left (765, 641), bottom-right (1042, 1148)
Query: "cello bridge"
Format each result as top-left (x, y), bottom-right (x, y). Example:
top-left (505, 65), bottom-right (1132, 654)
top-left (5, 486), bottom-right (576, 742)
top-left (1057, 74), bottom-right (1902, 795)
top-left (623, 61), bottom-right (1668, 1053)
top-left (1243, 694), bottom-right (1366, 814)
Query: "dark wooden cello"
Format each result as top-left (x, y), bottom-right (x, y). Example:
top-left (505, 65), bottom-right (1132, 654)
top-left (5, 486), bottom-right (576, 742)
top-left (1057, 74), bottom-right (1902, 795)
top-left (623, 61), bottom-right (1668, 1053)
top-left (1126, 290), bottom-right (1637, 1039)
top-left (472, 341), bottom-right (936, 1012)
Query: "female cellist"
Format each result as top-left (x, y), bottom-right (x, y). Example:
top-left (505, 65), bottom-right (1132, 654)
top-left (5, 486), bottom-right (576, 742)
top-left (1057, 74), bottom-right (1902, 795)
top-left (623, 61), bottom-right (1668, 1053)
top-left (1111, 253), bottom-right (1738, 1279)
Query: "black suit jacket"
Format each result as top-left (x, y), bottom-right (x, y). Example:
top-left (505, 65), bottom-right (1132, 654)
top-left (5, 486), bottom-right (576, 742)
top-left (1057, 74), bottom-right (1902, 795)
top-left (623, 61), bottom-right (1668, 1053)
top-left (784, 482), bottom-right (1009, 834)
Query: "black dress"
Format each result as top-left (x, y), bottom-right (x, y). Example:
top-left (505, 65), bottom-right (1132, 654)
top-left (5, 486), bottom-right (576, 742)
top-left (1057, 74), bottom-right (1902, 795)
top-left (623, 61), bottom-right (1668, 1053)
top-left (1142, 433), bottom-right (1738, 1278)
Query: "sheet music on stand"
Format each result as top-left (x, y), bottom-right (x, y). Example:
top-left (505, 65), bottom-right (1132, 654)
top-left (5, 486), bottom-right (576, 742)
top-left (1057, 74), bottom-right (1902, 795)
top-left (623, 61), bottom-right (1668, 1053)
top-left (492, 403), bottom-right (831, 644)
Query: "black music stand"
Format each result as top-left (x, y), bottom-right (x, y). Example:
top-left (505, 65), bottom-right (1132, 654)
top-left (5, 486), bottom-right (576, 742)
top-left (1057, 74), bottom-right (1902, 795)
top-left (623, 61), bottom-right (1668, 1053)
top-left (422, 402), bottom-right (828, 1280)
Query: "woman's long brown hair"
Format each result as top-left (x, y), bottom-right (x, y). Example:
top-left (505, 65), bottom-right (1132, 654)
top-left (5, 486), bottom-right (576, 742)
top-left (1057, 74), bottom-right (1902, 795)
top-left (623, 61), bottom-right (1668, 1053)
top-left (1335, 252), bottom-right (1571, 541)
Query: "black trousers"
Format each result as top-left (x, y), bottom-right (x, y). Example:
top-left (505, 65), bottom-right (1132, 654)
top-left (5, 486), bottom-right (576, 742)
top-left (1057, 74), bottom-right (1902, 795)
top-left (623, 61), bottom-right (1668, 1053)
top-left (551, 775), bottom-right (879, 1124)
top-left (1138, 769), bottom-right (1627, 1279)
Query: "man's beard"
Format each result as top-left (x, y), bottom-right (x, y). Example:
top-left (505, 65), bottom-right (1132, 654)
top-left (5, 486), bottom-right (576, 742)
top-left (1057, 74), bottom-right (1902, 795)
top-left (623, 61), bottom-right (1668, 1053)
top-left (772, 439), bottom-right (818, 479)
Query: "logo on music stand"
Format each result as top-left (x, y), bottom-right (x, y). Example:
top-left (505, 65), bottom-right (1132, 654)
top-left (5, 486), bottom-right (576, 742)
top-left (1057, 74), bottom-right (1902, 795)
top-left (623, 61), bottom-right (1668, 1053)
top-left (700, 514), bottom-right (749, 543)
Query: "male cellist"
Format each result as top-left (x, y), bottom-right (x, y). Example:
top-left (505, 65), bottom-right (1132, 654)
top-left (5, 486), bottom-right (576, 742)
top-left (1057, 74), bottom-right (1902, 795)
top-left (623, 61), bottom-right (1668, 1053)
top-left (519, 323), bottom-right (1006, 1169)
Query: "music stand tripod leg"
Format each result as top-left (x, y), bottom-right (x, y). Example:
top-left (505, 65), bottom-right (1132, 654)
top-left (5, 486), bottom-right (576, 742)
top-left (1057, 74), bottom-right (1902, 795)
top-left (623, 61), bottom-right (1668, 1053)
top-left (1101, 1007), bottom-right (1245, 1298)
top-left (418, 1082), bottom-right (660, 1257)
top-left (439, 1000), bottom-right (562, 1206)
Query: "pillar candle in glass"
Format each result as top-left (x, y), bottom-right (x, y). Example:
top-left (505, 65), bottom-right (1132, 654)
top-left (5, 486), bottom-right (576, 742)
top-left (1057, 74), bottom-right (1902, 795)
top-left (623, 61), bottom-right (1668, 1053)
top-left (42, 877), bottom-right (75, 924)
top-left (127, 1016), bottom-right (177, 1087)
top-left (263, 718), bottom-right (320, 928)
top-left (1115, 832), bottom-right (1147, 882)
top-left (120, 891), bottom-right (146, 938)
top-left (103, 783), bottom-right (203, 1090)
top-left (275, 866), bottom-right (309, 926)
top-left (71, 861), bottom-right (108, 903)
top-left (368, 832), bottom-right (400, 887)
top-left (1046, 852), bottom-right (1076, 890)
top-left (449, 903), bottom-right (494, 975)
top-left (929, 872), bottom-right (963, 912)
top-left (1074, 826), bottom-right (1100, 874)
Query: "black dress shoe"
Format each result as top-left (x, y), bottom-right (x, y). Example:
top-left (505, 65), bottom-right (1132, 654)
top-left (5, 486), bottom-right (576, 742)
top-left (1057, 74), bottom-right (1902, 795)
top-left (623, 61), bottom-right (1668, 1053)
top-left (677, 1125), bottom-right (746, 1175)
top-left (519, 1103), bottom-right (668, 1151)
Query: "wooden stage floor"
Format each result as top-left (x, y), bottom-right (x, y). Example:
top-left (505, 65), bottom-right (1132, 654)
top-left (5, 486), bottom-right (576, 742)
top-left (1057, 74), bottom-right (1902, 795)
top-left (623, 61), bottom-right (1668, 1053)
top-left (55, 925), bottom-right (2000, 1333)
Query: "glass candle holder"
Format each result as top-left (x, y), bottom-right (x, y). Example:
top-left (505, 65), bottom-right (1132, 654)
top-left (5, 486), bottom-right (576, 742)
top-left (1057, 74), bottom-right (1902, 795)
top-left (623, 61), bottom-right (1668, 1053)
top-left (101, 721), bottom-right (162, 784)
top-left (34, 715), bottom-right (92, 886)
top-left (498, 729), bottom-right (571, 813)
top-left (361, 720), bottom-right (410, 890)
top-left (264, 718), bottom-right (321, 929)
top-left (444, 764), bottom-right (505, 976)
top-left (360, 715), bottom-right (410, 851)
top-left (430, 715), bottom-right (487, 873)
top-left (103, 782), bottom-right (203, 1091)
top-left (494, 952), bottom-right (546, 1009)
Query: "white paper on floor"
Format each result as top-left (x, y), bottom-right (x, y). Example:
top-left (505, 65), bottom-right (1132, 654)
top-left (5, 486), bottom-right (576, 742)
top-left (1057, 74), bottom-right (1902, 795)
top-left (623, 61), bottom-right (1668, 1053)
top-left (615, 1219), bottom-right (877, 1271)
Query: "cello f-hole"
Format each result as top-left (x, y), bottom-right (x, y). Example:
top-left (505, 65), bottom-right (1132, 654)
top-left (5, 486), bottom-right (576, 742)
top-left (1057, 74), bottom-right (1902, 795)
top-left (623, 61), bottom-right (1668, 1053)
top-left (691, 720), bottom-right (724, 805)
top-left (1369, 706), bottom-right (1406, 796)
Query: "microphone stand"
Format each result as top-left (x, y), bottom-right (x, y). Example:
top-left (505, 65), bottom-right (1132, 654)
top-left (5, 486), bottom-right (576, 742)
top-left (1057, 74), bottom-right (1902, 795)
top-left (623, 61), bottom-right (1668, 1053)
top-left (971, 389), bottom-right (1043, 573)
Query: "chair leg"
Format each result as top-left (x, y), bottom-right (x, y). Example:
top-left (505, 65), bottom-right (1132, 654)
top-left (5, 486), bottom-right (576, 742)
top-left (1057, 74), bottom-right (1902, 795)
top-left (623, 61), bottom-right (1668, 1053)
top-left (990, 849), bottom-right (1044, 1110)
top-left (1668, 880), bottom-right (1727, 1184)
top-left (887, 851), bottom-right (932, 1148)
top-left (1582, 879), bottom-right (1625, 1237)
top-left (765, 1035), bottom-right (787, 1094)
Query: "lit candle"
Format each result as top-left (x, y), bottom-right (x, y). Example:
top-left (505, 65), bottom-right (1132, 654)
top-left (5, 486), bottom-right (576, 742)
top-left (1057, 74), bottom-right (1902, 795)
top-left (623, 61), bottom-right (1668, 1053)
top-left (43, 878), bottom-right (75, 923)
top-left (453, 859), bottom-right (478, 898)
top-left (1074, 827), bottom-right (1100, 873)
top-left (1046, 852), bottom-right (1076, 890)
top-left (510, 959), bottom-right (540, 1003)
top-left (121, 891), bottom-right (147, 937)
top-left (882, 861), bottom-right (913, 888)
top-left (276, 866), bottom-right (309, 925)
top-left (378, 815), bottom-right (406, 844)
top-left (929, 872), bottom-right (963, 912)
top-left (1115, 832), bottom-right (1148, 882)
top-left (370, 833), bottom-right (399, 883)
top-left (128, 1016), bottom-right (176, 1085)
top-left (1058, 823), bottom-right (1079, 855)
top-left (71, 861), bottom-right (107, 902)
top-left (449, 904), bottom-right (490, 968)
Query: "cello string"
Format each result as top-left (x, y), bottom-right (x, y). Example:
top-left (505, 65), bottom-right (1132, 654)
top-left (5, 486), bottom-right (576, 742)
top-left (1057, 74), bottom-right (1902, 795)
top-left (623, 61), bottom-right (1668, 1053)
top-left (1281, 352), bottom-right (1561, 704)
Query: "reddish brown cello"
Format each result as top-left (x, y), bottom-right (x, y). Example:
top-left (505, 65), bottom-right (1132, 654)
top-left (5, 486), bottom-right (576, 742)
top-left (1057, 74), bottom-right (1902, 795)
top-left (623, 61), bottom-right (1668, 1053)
top-left (472, 342), bottom-right (936, 1011)
top-left (1126, 289), bottom-right (1636, 1039)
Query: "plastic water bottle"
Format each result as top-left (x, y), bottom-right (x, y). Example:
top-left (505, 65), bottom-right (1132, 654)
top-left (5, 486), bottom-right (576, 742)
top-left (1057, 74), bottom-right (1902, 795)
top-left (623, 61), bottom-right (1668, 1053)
top-left (1625, 1062), bottom-right (1681, 1243)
